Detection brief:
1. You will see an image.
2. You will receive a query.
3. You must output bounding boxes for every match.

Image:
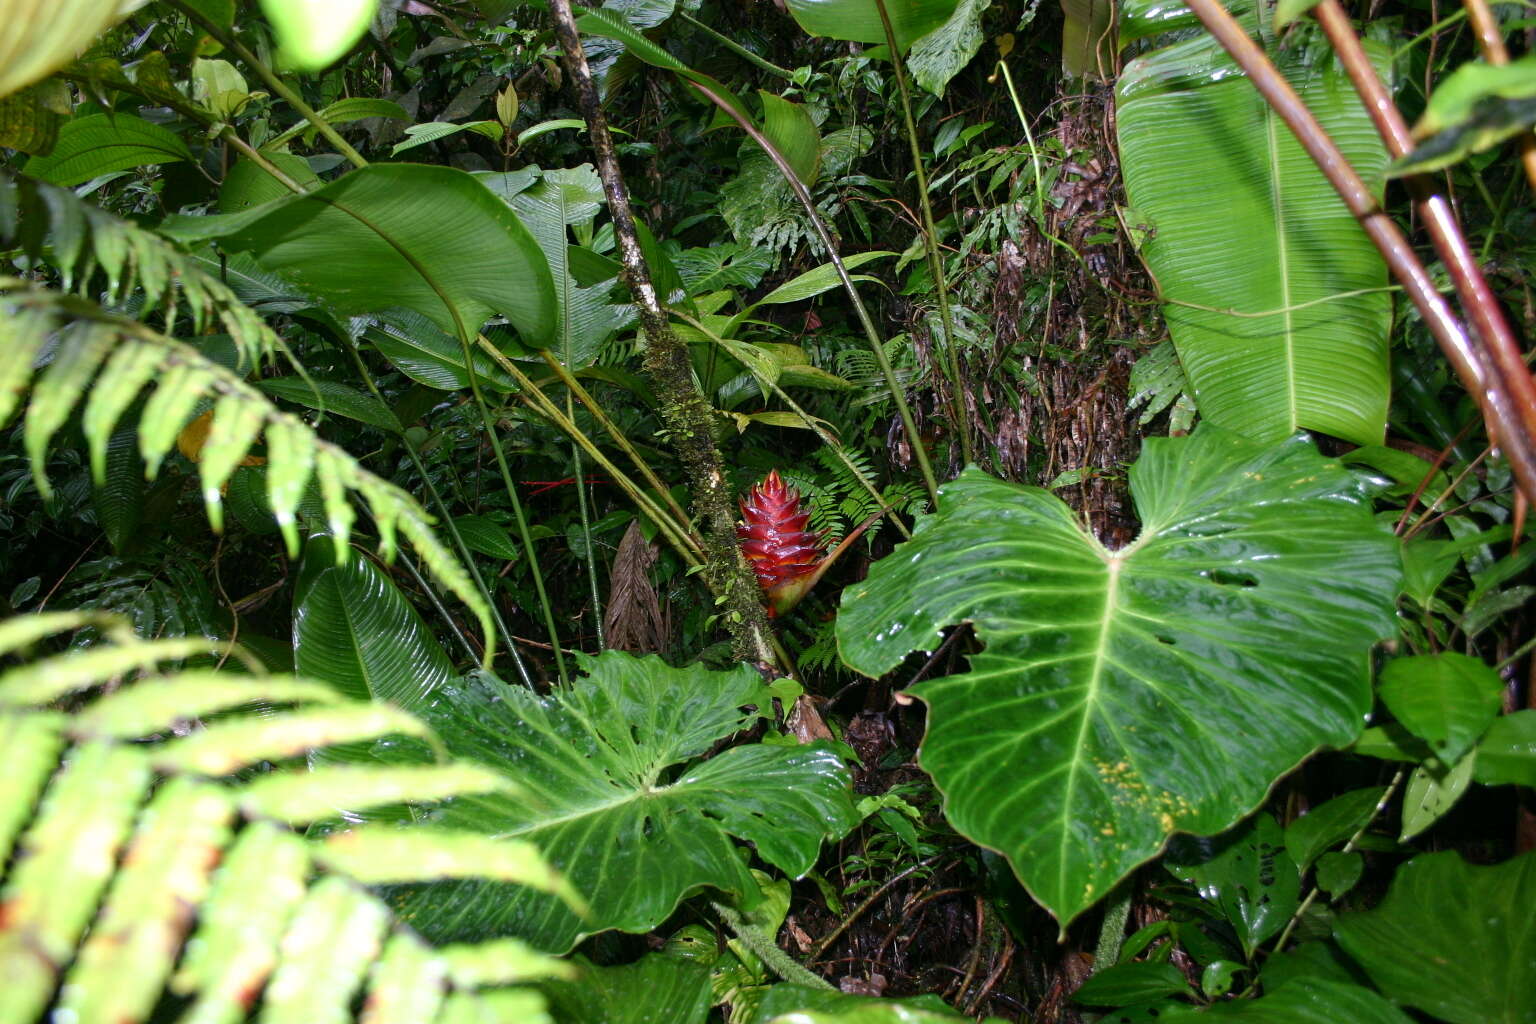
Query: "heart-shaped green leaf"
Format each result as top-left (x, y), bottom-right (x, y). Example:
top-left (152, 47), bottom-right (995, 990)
top-left (1376, 653), bottom-right (1502, 765)
top-left (837, 427), bottom-right (1400, 926)
top-left (381, 652), bottom-right (859, 951)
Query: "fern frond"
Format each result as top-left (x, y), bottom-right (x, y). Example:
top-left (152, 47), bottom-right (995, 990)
top-left (0, 174), bottom-right (298, 373)
top-left (0, 282), bottom-right (494, 661)
top-left (0, 615), bottom-right (575, 1024)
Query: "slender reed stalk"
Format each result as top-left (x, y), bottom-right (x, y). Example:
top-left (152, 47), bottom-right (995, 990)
top-left (872, 0), bottom-right (972, 467)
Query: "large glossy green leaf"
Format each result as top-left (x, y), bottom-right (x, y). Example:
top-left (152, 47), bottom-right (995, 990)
top-left (23, 114), bottom-right (194, 187)
top-left (382, 652), bottom-right (859, 951)
top-left (907, 0), bottom-right (990, 96)
top-left (293, 534), bottom-right (455, 709)
top-left (0, 0), bottom-right (131, 98)
top-left (162, 163), bottom-right (556, 346)
top-left (836, 427), bottom-right (1400, 927)
top-left (1334, 850), bottom-right (1536, 1023)
top-left (1117, 39), bottom-right (1391, 446)
top-left (784, 0), bottom-right (958, 52)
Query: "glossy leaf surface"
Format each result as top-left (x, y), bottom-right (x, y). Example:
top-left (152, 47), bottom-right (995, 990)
top-left (837, 427), bottom-right (1400, 926)
top-left (1117, 38), bottom-right (1391, 445)
top-left (784, 0), bottom-right (958, 52)
top-left (385, 652), bottom-right (860, 951)
top-left (163, 163), bottom-right (555, 346)
top-left (1473, 709), bottom-right (1536, 787)
top-left (293, 534), bottom-right (455, 710)
top-left (1334, 850), bottom-right (1536, 1023)
top-left (1165, 815), bottom-right (1299, 957)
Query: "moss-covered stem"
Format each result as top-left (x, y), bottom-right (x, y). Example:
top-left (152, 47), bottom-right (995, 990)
top-left (548, 0), bottom-right (777, 667)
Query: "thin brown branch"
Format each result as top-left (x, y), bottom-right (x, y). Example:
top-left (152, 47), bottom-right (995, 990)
top-left (547, 0), bottom-right (777, 667)
top-left (1183, 0), bottom-right (1536, 503)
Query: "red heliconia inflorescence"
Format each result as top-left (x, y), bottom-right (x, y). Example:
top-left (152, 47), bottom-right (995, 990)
top-left (737, 469), bottom-right (827, 616)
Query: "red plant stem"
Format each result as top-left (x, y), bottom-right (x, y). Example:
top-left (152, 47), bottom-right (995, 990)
top-left (1180, 0), bottom-right (1536, 502)
top-left (1312, 0), bottom-right (1536, 483)
top-left (1459, 0), bottom-right (1536, 189)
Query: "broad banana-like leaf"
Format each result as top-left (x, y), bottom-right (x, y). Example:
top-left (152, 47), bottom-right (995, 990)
top-left (23, 114), bottom-right (194, 187)
top-left (162, 163), bottom-right (556, 348)
top-left (380, 652), bottom-right (860, 951)
top-left (837, 427), bottom-right (1400, 927)
top-left (1117, 37), bottom-right (1392, 446)
top-left (0, 0), bottom-right (132, 99)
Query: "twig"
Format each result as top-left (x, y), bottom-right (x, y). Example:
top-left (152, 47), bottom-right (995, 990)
top-left (549, 0), bottom-right (777, 666)
top-left (808, 854), bottom-right (953, 963)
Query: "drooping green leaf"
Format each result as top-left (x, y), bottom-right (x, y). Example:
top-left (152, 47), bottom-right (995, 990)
top-left (453, 515), bottom-right (522, 560)
top-left (1376, 653), bottom-right (1503, 765)
top-left (758, 91), bottom-right (821, 185)
top-left (1394, 92), bottom-right (1536, 176)
top-left (1117, 38), bottom-right (1391, 445)
top-left (1165, 815), bottom-right (1299, 957)
top-left (390, 120), bottom-right (503, 156)
top-left (1415, 55), bottom-right (1536, 137)
top-left (1283, 786), bottom-right (1386, 871)
top-left (1334, 850), bottom-right (1536, 1024)
top-left (258, 377), bottom-right (403, 433)
top-left (837, 427), bottom-right (1401, 927)
top-left (294, 533), bottom-right (455, 710)
top-left (1398, 750), bottom-right (1473, 840)
top-left (0, 0), bottom-right (132, 99)
top-left (1314, 850), bottom-right (1362, 897)
top-left (1473, 709), bottom-right (1536, 787)
top-left (23, 114), bottom-right (194, 187)
top-left (381, 653), bottom-right (860, 951)
top-left (162, 163), bottom-right (556, 348)
top-left (907, 0), bottom-right (990, 96)
top-left (755, 251), bottom-right (896, 306)
top-left (363, 308), bottom-right (520, 393)
top-left (784, 0), bottom-right (959, 52)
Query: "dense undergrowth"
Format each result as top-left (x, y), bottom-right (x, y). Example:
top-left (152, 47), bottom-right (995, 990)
top-left (2, 0), bottom-right (1535, 1021)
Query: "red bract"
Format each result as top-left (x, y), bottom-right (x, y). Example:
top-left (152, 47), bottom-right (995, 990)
top-left (737, 469), bottom-right (827, 616)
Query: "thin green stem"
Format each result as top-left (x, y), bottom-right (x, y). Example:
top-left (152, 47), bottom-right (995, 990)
top-left (476, 337), bottom-right (706, 568)
top-left (170, 0), bottom-right (369, 170)
top-left (538, 350), bottom-right (693, 530)
top-left (456, 331), bottom-right (570, 684)
top-left (336, 330), bottom-right (538, 687)
top-left (678, 10), bottom-right (794, 79)
top-left (570, 398), bottom-right (606, 650)
top-left (219, 128), bottom-right (308, 191)
top-left (684, 78), bottom-right (941, 505)
top-left (873, 0), bottom-right (971, 466)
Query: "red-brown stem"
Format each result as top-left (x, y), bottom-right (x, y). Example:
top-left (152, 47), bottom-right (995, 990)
top-left (1181, 0), bottom-right (1536, 502)
top-left (1313, 0), bottom-right (1536, 493)
top-left (1460, 0), bottom-right (1536, 189)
